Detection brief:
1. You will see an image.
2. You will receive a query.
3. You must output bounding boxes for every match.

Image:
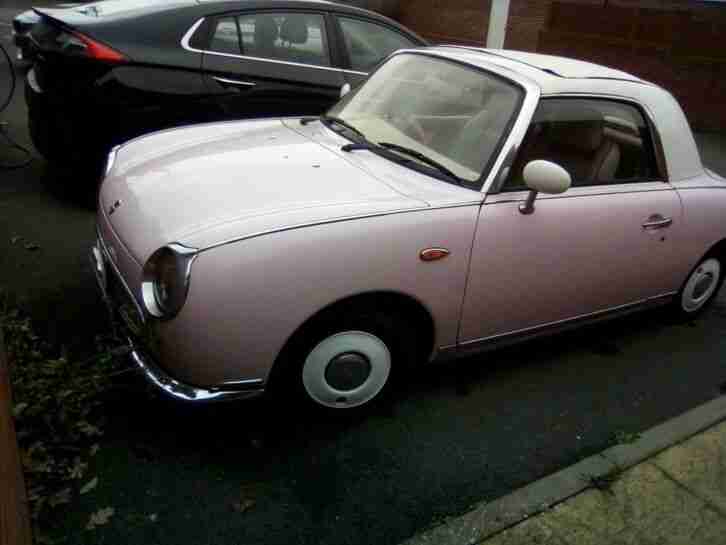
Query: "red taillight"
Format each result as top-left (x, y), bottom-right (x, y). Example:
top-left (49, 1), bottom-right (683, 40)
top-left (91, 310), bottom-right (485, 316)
top-left (72, 31), bottom-right (127, 63)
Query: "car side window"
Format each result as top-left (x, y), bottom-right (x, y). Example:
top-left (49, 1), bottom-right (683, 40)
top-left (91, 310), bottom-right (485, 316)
top-left (503, 98), bottom-right (661, 191)
top-left (209, 12), bottom-right (331, 67)
top-left (338, 17), bottom-right (417, 72)
top-left (210, 18), bottom-right (241, 55)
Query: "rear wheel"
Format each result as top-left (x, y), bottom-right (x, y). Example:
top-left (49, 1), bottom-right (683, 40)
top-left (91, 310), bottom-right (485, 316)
top-left (674, 254), bottom-right (724, 319)
top-left (272, 305), bottom-right (417, 412)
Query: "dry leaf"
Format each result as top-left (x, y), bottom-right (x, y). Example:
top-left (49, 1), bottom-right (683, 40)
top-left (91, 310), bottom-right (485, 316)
top-left (24, 242), bottom-right (40, 251)
top-left (80, 477), bottom-right (98, 495)
top-left (232, 499), bottom-right (255, 514)
top-left (69, 457), bottom-right (88, 480)
top-left (12, 402), bottom-right (28, 418)
top-left (86, 507), bottom-right (115, 530)
top-left (10, 236), bottom-right (22, 245)
top-left (49, 488), bottom-right (71, 507)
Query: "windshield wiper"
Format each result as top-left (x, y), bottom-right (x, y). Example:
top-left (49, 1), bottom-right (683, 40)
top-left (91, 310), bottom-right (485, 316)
top-left (377, 142), bottom-right (464, 186)
top-left (320, 115), bottom-right (368, 141)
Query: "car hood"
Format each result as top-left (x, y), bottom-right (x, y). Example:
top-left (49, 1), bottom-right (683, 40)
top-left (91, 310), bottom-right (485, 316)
top-left (100, 119), bottom-right (427, 263)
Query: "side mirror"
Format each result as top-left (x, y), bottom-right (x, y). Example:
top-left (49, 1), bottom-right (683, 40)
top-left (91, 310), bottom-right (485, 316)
top-left (519, 160), bottom-right (571, 215)
top-left (340, 83), bottom-right (351, 99)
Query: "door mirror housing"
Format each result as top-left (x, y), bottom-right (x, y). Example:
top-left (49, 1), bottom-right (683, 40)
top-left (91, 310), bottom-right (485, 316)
top-left (519, 160), bottom-right (571, 214)
top-left (340, 83), bottom-right (351, 99)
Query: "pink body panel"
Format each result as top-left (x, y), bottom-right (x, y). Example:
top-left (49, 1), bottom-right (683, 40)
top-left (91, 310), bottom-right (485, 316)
top-left (670, 176), bottom-right (726, 277)
top-left (158, 206), bottom-right (479, 386)
top-left (101, 119), bottom-right (428, 265)
top-left (461, 184), bottom-right (685, 342)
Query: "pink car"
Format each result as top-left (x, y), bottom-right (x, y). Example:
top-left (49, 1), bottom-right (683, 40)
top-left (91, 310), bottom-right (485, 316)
top-left (92, 47), bottom-right (726, 411)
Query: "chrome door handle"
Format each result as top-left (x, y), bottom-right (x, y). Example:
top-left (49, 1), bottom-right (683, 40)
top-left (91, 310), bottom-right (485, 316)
top-left (213, 76), bottom-right (256, 88)
top-left (642, 215), bottom-right (673, 230)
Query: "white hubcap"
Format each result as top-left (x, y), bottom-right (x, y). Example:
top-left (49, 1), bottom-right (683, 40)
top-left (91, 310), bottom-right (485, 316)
top-left (302, 331), bottom-right (391, 408)
top-left (682, 258), bottom-right (721, 313)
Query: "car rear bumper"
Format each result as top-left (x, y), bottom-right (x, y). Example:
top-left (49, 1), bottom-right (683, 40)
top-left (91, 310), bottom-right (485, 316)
top-left (91, 232), bottom-right (264, 403)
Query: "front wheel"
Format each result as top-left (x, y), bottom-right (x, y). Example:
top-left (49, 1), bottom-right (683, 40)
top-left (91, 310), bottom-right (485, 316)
top-left (273, 306), bottom-right (417, 412)
top-left (673, 254), bottom-right (724, 319)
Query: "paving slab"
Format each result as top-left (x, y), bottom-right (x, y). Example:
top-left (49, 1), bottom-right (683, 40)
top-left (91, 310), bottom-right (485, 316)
top-left (486, 451), bottom-right (726, 545)
top-left (404, 398), bottom-right (726, 545)
top-left (650, 423), bottom-right (726, 517)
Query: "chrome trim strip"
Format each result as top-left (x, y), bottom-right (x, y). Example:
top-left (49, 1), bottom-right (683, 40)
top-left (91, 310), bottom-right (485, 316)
top-left (436, 292), bottom-right (677, 361)
top-left (198, 201), bottom-right (482, 253)
top-left (96, 226), bottom-right (146, 324)
top-left (213, 76), bottom-right (256, 87)
top-left (180, 17), bottom-right (206, 52)
top-left (217, 378), bottom-right (266, 390)
top-left (460, 292), bottom-right (677, 348)
top-left (486, 182), bottom-right (675, 205)
top-left (130, 342), bottom-right (264, 403)
top-left (104, 145), bottom-right (120, 178)
top-left (180, 16), bottom-right (368, 76)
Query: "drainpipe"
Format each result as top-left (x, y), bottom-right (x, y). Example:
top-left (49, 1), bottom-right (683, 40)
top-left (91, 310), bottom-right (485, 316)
top-left (486, 0), bottom-right (512, 49)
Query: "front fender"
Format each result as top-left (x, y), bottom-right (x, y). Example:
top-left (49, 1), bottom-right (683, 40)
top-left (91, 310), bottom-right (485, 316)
top-left (155, 206), bottom-right (479, 387)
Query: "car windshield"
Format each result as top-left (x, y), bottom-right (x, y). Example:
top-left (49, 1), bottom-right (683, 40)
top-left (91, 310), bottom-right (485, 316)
top-left (327, 53), bottom-right (523, 184)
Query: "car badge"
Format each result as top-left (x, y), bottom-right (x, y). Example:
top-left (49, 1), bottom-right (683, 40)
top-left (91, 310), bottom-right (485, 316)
top-left (108, 200), bottom-right (122, 215)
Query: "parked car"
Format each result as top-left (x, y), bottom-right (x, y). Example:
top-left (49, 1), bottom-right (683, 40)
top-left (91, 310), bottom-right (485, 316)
top-left (24, 0), bottom-right (426, 167)
top-left (11, 4), bottom-right (83, 66)
top-left (92, 47), bottom-right (726, 411)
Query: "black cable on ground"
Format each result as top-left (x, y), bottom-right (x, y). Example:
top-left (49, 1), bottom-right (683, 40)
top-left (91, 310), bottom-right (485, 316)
top-left (0, 41), bottom-right (33, 169)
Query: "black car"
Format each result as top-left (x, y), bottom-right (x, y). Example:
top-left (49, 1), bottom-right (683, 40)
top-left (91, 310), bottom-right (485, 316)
top-left (12, 4), bottom-right (83, 66)
top-left (25, 0), bottom-right (426, 167)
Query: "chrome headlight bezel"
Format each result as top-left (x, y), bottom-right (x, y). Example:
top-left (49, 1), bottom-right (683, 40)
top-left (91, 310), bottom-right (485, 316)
top-left (104, 145), bottom-right (121, 178)
top-left (141, 244), bottom-right (198, 319)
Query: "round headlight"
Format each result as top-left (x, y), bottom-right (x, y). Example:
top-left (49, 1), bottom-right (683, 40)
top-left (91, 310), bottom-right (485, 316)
top-left (141, 244), bottom-right (197, 319)
top-left (152, 248), bottom-right (179, 313)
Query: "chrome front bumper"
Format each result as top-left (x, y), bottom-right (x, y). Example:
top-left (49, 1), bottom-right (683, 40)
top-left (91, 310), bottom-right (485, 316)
top-left (91, 235), bottom-right (264, 403)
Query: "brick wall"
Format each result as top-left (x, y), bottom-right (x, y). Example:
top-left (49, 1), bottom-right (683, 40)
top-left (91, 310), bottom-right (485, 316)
top-left (397, 0), bottom-right (491, 45)
top-left (395, 0), bottom-right (726, 131)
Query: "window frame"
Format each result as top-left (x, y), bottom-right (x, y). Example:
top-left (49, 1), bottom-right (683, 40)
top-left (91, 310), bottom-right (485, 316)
top-left (332, 14), bottom-right (422, 74)
top-left (497, 95), bottom-right (669, 193)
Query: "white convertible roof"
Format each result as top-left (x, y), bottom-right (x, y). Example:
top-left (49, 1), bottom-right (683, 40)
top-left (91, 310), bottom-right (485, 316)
top-left (421, 46), bottom-right (703, 181)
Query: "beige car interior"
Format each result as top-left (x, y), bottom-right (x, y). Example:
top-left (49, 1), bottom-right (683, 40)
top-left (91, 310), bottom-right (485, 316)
top-left (505, 100), bottom-right (651, 190)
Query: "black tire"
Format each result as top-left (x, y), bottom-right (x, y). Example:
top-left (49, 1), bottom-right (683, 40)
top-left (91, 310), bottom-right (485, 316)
top-left (672, 252), bottom-right (725, 321)
top-left (269, 303), bottom-right (418, 413)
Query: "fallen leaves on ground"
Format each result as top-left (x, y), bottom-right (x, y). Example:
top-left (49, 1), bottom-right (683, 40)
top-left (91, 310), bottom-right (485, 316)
top-left (86, 507), bottom-right (115, 530)
top-left (232, 499), bottom-right (256, 514)
top-left (80, 477), bottom-right (98, 495)
top-left (49, 488), bottom-right (71, 507)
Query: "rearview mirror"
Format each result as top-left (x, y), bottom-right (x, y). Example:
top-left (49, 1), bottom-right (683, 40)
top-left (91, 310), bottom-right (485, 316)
top-left (519, 160), bottom-right (571, 215)
top-left (340, 83), bottom-right (351, 99)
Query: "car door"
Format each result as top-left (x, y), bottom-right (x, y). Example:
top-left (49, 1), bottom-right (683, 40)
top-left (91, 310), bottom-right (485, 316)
top-left (201, 11), bottom-right (345, 118)
top-left (460, 97), bottom-right (684, 344)
top-left (333, 15), bottom-right (422, 89)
